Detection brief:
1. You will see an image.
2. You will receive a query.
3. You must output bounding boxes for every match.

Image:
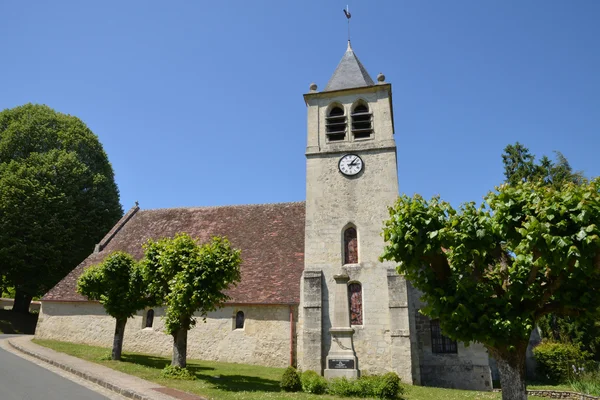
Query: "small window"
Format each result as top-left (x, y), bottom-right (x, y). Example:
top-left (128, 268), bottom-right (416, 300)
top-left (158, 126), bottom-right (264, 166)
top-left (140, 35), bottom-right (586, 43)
top-left (351, 103), bottom-right (372, 139)
top-left (145, 309), bottom-right (154, 328)
top-left (348, 283), bottom-right (363, 325)
top-left (326, 106), bottom-right (346, 142)
top-left (235, 311), bottom-right (245, 329)
top-left (430, 319), bottom-right (457, 354)
top-left (344, 227), bottom-right (358, 264)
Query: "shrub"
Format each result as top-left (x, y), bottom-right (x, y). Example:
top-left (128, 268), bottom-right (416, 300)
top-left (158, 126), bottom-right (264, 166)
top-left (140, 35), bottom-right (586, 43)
top-left (570, 368), bottom-right (600, 396)
top-left (533, 340), bottom-right (588, 382)
top-left (301, 370), bottom-right (327, 394)
top-left (327, 373), bottom-right (404, 399)
top-left (160, 365), bottom-right (196, 380)
top-left (377, 372), bottom-right (403, 399)
top-left (280, 366), bottom-right (301, 392)
top-left (327, 377), bottom-right (359, 397)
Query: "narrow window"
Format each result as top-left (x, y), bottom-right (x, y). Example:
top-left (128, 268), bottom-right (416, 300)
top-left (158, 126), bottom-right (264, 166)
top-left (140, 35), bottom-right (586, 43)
top-left (348, 283), bottom-right (363, 325)
top-left (326, 106), bottom-right (346, 142)
top-left (351, 103), bottom-right (372, 139)
top-left (235, 311), bottom-right (245, 329)
top-left (430, 319), bottom-right (457, 354)
top-left (145, 309), bottom-right (154, 328)
top-left (344, 227), bottom-right (358, 264)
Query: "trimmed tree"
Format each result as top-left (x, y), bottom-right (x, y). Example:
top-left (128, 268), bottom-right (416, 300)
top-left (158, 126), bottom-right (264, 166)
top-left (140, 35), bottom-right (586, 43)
top-left (503, 143), bottom-right (600, 361)
top-left (0, 104), bottom-right (122, 313)
top-left (141, 233), bottom-right (241, 368)
top-left (381, 178), bottom-right (600, 400)
top-left (77, 251), bottom-right (147, 360)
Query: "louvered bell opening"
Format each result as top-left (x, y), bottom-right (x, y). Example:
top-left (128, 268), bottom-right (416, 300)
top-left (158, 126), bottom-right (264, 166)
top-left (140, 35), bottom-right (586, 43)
top-left (326, 106), bottom-right (346, 142)
top-left (351, 104), bottom-right (372, 139)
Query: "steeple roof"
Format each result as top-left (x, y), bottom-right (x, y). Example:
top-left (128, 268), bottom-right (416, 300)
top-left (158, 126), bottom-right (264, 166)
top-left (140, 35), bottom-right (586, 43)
top-left (324, 41), bottom-right (375, 92)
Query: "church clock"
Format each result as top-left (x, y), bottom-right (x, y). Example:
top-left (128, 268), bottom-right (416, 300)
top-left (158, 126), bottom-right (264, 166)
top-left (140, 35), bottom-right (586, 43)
top-left (338, 154), bottom-right (363, 176)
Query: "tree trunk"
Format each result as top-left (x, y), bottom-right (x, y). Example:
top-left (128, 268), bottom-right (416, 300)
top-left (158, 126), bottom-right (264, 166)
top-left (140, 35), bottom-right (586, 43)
top-left (112, 318), bottom-right (127, 361)
top-left (11, 289), bottom-right (33, 314)
top-left (488, 343), bottom-right (528, 400)
top-left (171, 328), bottom-right (187, 368)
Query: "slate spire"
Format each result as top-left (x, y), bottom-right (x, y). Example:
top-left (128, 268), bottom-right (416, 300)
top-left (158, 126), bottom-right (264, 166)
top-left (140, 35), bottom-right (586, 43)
top-left (324, 41), bottom-right (375, 91)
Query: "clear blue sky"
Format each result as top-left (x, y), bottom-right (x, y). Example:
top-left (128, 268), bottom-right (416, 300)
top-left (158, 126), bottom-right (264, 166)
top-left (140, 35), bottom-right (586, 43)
top-left (1, 1), bottom-right (599, 210)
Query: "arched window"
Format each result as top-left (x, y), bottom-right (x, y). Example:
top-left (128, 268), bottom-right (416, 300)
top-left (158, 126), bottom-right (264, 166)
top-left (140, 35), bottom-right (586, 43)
top-left (344, 226), bottom-right (358, 264)
top-left (348, 283), bottom-right (363, 325)
top-left (235, 311), bottom-right (245, 329)
top-left (145, 309), bottom-right (154, 328)
top-left (351, 103), bottom-right (372, 139)
top-left (326, 105), bottom-right (346, 142)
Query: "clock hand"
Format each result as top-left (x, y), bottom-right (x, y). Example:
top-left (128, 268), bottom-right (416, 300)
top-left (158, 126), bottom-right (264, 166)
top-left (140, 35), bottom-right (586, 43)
top-left (350, 156), bottom-right (359, 166)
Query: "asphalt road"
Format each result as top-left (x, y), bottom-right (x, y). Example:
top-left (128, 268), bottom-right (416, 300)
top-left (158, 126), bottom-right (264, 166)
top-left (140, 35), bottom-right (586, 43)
top-left (0, 334), bottom-right (113, 400)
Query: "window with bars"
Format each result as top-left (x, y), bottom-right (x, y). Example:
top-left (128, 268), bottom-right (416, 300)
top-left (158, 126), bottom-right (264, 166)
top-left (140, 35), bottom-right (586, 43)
top-left (326, 106), bottom-right (346, 142)
top-left (430, 319), bottom-right (457, 354)
top-left (348, 283), bottom-right (363, 325)
top-left (351, 103), bottom-right (372, 139)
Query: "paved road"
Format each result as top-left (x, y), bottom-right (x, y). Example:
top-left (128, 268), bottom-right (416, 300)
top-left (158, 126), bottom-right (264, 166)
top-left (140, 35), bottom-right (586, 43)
top-left (0, 334), bottom-right (114, 400)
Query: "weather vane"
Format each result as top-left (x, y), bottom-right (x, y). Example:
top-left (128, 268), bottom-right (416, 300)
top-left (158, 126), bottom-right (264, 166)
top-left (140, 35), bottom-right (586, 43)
top-left (343, 5), bottom-right (351, 42)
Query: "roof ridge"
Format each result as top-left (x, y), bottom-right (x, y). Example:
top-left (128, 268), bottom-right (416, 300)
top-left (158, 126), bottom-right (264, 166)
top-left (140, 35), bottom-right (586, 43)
top-left (138, 201), bottom-right (305, 213)
top-left (95, 204), bottom-right (140, 253)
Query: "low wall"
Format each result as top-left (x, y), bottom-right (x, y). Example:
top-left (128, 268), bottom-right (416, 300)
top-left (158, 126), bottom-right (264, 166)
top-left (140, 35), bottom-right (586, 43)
top-left (0, 298), bottom-right (41, 312)
top-left (36, 301), bottom-right (296, 368)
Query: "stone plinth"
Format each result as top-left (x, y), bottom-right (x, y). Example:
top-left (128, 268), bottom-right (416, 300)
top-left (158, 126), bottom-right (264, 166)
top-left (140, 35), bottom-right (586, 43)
top-left (324, 274), bottom-right (359, 379)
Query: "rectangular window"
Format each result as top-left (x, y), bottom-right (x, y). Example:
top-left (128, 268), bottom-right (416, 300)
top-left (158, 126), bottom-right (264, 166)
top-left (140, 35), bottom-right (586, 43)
top-left (430, 319), bottom-right (457, 354)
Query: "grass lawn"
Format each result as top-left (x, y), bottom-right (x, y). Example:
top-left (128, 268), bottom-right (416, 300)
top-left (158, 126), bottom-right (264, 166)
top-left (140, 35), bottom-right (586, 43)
top-left (0, 310), bottom-right (38, 334)
top-left (33, 339), bottom-right (550, 400)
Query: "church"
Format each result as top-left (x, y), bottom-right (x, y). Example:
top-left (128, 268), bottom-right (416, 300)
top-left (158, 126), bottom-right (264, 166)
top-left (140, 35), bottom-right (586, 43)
top-left (35, 40), bottom-right (492, 391)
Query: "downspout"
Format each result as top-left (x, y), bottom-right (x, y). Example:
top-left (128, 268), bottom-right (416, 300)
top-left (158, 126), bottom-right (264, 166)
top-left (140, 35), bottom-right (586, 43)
top-left (289, 306), bottom-right (293, 366)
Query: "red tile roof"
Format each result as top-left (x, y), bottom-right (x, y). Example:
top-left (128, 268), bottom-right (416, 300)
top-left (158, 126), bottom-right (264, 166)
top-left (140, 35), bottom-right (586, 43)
top-left (42, 202), bottom-right (306, 304)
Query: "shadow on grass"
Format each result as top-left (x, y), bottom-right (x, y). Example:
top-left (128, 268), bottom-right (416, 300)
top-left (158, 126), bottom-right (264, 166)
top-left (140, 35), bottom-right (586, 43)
top-left (120, 352), bottom-right (279, 393)
top-left (120, 353), bottom-right (215, 373)
top-left (197, 373), bottom-right (280, 393)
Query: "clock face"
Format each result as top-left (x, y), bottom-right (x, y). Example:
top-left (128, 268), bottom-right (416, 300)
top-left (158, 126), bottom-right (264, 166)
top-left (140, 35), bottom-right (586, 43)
top-left (339, 154), bottom-right (363, 176)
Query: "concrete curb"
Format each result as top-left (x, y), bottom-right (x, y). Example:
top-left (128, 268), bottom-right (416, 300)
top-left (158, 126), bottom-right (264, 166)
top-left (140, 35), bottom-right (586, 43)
top-left (8, 338), bottom-right (154, 400)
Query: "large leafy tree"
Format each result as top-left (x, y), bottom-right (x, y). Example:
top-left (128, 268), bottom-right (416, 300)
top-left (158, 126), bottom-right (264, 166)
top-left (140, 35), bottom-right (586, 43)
top-left (0, 104), bottom-right (122, 313)
top-left (381, 179), bottom-right (600, 400)
top-left (503, 142), bottom-right (600, 361)
top-left (141, 233), bottom-right (241, 368)
top-left (77, 252), bottom-right (147, 360)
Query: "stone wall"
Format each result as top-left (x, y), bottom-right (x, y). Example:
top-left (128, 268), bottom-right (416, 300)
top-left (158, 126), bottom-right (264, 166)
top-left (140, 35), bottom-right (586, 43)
top-left (36, 301), bottom-right (296, 368)
top-left (413, 291), bottom-right (492, 391)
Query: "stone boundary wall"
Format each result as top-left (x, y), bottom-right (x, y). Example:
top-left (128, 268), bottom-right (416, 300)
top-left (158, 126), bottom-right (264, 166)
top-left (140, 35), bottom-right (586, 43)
top-left (0, 298), bottom-right (41, 312)
top-left (493, 389), bottom-right (599, 400)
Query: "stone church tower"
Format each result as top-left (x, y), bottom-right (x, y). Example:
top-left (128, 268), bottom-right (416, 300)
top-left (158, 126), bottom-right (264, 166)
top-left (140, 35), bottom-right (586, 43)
top-left (298, 41), bottom-right (420, 383)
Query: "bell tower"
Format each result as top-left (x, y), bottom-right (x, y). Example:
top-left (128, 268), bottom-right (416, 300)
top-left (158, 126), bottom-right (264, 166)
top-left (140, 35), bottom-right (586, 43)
top-left (298, 41), bottom-right (419, 382)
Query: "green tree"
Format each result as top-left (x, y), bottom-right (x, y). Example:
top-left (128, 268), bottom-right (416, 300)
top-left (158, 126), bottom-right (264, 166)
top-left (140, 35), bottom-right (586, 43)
top-left (0, 104), bottom-right (122, 313)
top-left (502, 142), bottom-right (585, 187)
top-left (77, 252), bottom-right (147, 360)
top-left (381, 179), bottom-right (600, 400)
top-left (503, 143), bottom-right (599, 361)
top-left (141, 233), bottom-right (241, 368)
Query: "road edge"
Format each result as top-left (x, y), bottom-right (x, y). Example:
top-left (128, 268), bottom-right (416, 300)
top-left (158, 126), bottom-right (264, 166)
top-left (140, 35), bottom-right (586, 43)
top-left (8, 337), bottom-right (151, 400)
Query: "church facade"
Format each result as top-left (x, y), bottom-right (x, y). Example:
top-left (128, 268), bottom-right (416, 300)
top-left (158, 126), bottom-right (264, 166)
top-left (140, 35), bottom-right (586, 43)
top-left (36, 42), bottom-right (492, 391)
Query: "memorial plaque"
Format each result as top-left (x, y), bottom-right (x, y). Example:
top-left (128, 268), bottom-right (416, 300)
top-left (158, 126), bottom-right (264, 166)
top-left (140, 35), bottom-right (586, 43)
top-left (328, 359), bottom-right (355, 369)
